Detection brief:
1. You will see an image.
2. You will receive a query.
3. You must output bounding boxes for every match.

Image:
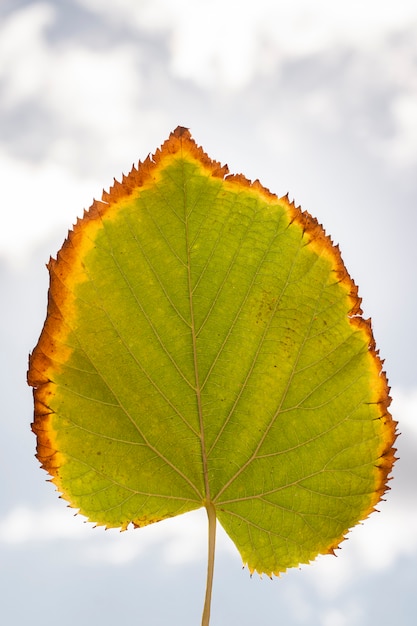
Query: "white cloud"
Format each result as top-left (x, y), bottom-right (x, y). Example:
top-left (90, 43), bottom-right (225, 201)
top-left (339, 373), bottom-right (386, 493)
top-left (73, 0), bottom-right (417, 168)
top-left (0, 502), bottom-right (235, 566)
top-left (386, 93), bottom-right (417, 165)
top-left (392, 387), bottom-right (417, 439)
top-left (76, 0), bottom-right (417, 89)
top-left (0, 504), bottom-right (86, 543)
top-left (0, 3), bottom-right (145, 144)
top-left (0, 150), bottom-right (99, 267)
top-left (2, 0), bottom-right (417, 268)
top-left (320, 604), bottom-right (363, 626)
top-left (85, 508), bottom-right (235, 566)
top-left (43, 46), bottom-right (142, 140)
top-left (0, 4), bottom-right (168, 266)
top-left (0, 3), bottom-right (55, 108)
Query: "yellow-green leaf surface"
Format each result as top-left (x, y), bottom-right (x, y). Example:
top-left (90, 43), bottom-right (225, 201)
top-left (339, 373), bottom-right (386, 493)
top-left (28, 127), bottom-right (396, 576)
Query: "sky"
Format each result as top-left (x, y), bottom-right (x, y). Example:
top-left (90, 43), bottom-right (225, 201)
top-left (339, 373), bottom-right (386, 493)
top-left (1, 0), bottom-right (416, 624)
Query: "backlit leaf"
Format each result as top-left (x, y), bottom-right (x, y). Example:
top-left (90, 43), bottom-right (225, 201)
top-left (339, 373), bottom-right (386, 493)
top-left (28, 127), bottom-right (396, 578)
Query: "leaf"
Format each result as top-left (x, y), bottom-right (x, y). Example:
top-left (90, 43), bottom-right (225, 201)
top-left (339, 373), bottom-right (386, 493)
top-left (28, 127), bottom-right (396, 579)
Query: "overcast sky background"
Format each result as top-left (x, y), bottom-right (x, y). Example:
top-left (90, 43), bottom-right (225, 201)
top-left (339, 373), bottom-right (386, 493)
top-left (1, 1), bottom-right (416, 624)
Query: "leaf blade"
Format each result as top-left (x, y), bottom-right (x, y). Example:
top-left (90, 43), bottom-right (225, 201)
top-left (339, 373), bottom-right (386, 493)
top-left (28, 127), bottom-right (396, 572)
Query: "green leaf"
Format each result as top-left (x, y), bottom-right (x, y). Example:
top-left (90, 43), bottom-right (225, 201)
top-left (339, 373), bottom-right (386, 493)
top-left (28, 127), bottom-right (396, 583)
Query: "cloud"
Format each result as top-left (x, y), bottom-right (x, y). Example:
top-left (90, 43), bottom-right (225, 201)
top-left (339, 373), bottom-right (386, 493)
top-left (0, 150), bottom-right (99, 267)
top-left (0, 2), bottom-right (146, 151)
top-left (393, 387), bottom-right (417, 439)
top-left (0, 502), bottom-right (235, 567)
top-left (2, 1), bottom-right (417, 268)
top-left (77, 0), bottom-right (417, 88)
top-left (388, 93), bottom-right (417, 165)
top-left (0, 3), bottom-right (55, 108)
top-left (73, 0), bottom-right (417, 169)
top-left (0, 3), bottom-right (167, 266)
top-left (0, 504), bottom-right (86, 544)
top-left (320, 605), bottom-right (363, 626)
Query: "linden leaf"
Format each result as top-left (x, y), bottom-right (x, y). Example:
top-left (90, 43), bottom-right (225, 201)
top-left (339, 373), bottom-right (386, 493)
top-left (28, 127), bottom-right (397, 624)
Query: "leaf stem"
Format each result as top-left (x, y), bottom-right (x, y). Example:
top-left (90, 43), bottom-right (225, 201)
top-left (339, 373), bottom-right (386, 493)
top-left (201, 501), bottom-right (217, 626)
